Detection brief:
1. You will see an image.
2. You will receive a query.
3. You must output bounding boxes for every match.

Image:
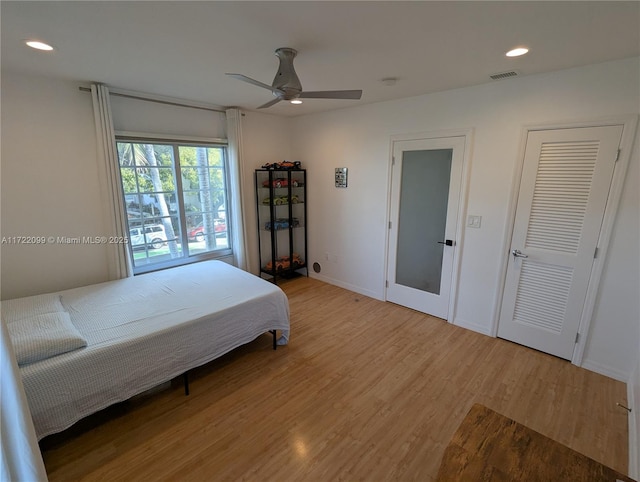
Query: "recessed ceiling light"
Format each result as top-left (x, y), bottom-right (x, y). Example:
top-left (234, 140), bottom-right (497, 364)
top-left (506, 47), bottom-right (529, 57)
top-left (290, 99), bottom-right (302, 105)
top-left (26, 40), bottom-right (54, 51)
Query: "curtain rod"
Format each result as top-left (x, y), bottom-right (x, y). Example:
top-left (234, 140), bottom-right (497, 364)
top-left (79, 86), bottom-right (227, 113)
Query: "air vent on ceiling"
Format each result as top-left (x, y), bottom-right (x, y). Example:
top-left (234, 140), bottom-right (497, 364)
top-left (490, 70), bottom-right (519, 80)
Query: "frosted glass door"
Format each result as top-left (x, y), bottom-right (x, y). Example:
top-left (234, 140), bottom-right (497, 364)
top-left (396, 149), bottom-right (452, 294)
top-left (386, 136), bottom-right (465, 320)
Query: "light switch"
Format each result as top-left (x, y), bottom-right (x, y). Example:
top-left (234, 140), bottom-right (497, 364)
top-left (467, 215), bottom-right (482, 228)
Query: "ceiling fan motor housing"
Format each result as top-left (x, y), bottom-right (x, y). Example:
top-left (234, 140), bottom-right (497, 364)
top-left (273, 48), bottom-right (302, 100)
top-left (226, 47), bottom-right (362, 108)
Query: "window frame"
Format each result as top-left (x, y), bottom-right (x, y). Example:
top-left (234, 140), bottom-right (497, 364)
top-left (115, 131), bottom-right (232, 275)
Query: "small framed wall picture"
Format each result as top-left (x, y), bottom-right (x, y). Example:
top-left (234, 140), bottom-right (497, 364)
top-left (335, 167), bottom-right (348, 188)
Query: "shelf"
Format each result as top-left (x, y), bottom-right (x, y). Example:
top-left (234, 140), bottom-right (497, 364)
top-left (261, 227), bottom-right (305, 232)
top-left (260, 200), bottom-right (305, 206)
top-left (255, 168), bottom-right (307, 285)
top-left (260, 264), bottom-right (307, 276)
top-left (258, 185), bottom-right (305, 190)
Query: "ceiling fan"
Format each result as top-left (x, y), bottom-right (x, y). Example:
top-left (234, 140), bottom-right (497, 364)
top-left (226, 47), bottom-right (363, 109)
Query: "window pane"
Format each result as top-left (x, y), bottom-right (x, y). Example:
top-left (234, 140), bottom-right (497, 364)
top-left (152, 145), bottom-right (174, 167)
top-left (120, 167), bottom-right (137, 193)
top-left (130, 217), bottom-right (183, 266)
top-left (179, 146), bottom-right (229, 256)
top-left (206, 147), bottom-right (224, 167)
top-left (117, 142), bottom-right (134, 166)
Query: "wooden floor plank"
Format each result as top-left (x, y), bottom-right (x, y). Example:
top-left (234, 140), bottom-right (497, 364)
top-left (40, 277), bottom-right (630, 480)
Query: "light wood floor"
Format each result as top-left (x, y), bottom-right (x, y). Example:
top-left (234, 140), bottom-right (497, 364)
top-left (40, 277), bottom-right (630, 481)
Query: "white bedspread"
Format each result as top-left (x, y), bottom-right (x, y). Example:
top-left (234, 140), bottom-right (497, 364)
top-left (14, 261), bottom-right (289, 439)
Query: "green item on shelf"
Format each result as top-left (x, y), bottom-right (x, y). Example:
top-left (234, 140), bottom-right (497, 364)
top-left (262, 194), bottom-right (300, 205)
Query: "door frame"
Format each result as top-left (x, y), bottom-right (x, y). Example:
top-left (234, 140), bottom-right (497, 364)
top-left (384, 128), bottom-right (474, 322)
top-left (492, 115), bottom-right (638, 366)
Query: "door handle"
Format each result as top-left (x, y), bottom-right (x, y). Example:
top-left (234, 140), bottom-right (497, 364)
top-left (438, 240), bottom-right (454, 246)
top-left (511, 249), bottom-right (528, 258)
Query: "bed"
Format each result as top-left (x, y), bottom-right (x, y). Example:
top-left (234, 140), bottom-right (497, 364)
top-left (2, 260), bottom-right (290, 440)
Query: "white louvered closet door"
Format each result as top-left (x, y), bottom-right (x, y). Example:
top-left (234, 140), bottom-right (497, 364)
top-left (497, 125), bottom-right (623, 360)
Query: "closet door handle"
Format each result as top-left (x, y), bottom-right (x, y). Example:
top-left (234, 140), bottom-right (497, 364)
top-left (511, 249), bottom-right (528, 258)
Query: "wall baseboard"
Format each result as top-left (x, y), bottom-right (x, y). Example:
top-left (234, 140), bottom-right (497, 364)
top-left (580, 360), bottom-right (628, 383)
top-left (453, 317), bottom-right (493, 337)
top-left (309, 273), bottom-right (381, 300)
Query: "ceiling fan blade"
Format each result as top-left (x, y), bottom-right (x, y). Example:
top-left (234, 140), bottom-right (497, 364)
top-left (257, 98), bottom-right (282, 109)
top-left (226, 73), bottom-right (283, 95)
top-left (299, 90), bottom-right (362, 100)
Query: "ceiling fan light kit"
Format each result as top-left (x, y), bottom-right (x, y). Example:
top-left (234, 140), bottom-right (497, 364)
top-left (226, 47), bottom-right (363, 109)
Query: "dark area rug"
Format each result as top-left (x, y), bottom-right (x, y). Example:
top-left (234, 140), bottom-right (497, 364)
top-left (436, 403), bottom-right (635, 482)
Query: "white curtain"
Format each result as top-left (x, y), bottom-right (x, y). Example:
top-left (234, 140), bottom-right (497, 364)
top-left (226, 108), bottom-right (250, 271)
top-left (91, 84), bottom-right (133, 279)
top-left (1, 320), bottom-right (48, 481)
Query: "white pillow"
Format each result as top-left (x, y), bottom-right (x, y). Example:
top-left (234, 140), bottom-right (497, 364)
top-left (1, 293), bottom-right (65, 322)
top-left (7, 312), bottom-right (87, 365)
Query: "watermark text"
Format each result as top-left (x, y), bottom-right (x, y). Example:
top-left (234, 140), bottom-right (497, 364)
top-left (2, 236), bottom-right (129, 245)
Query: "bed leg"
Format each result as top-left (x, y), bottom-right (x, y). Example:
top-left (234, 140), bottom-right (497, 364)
top-left (271, 330), bottom-right (277, 350)
top-left (183, 372), bottom-right (189, 396)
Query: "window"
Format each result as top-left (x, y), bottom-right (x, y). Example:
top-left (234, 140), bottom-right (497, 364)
top-left (116, 137), bottom-right (231, 273)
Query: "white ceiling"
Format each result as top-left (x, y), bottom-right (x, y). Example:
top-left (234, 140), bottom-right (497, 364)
top-left (2, 1), bottom-right (639, 117)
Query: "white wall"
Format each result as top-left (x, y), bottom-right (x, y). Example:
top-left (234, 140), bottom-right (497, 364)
top-left (236, 111), bottom-right (292, 275)
top-left (1, 73), bottom-right (110, 299)
top-left (290, 57), bottom-right (640, 381)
